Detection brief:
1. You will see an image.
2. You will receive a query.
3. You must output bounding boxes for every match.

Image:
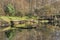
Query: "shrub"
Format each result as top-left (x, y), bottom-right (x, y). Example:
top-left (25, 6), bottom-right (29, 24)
top-left (4, 4), bottom-right (15, 16)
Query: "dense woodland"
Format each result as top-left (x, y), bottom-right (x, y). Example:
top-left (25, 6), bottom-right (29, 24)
top-left (0, 0), bottom-right (60, 16)
top-left (0, 0), bottom-right (60, 40)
